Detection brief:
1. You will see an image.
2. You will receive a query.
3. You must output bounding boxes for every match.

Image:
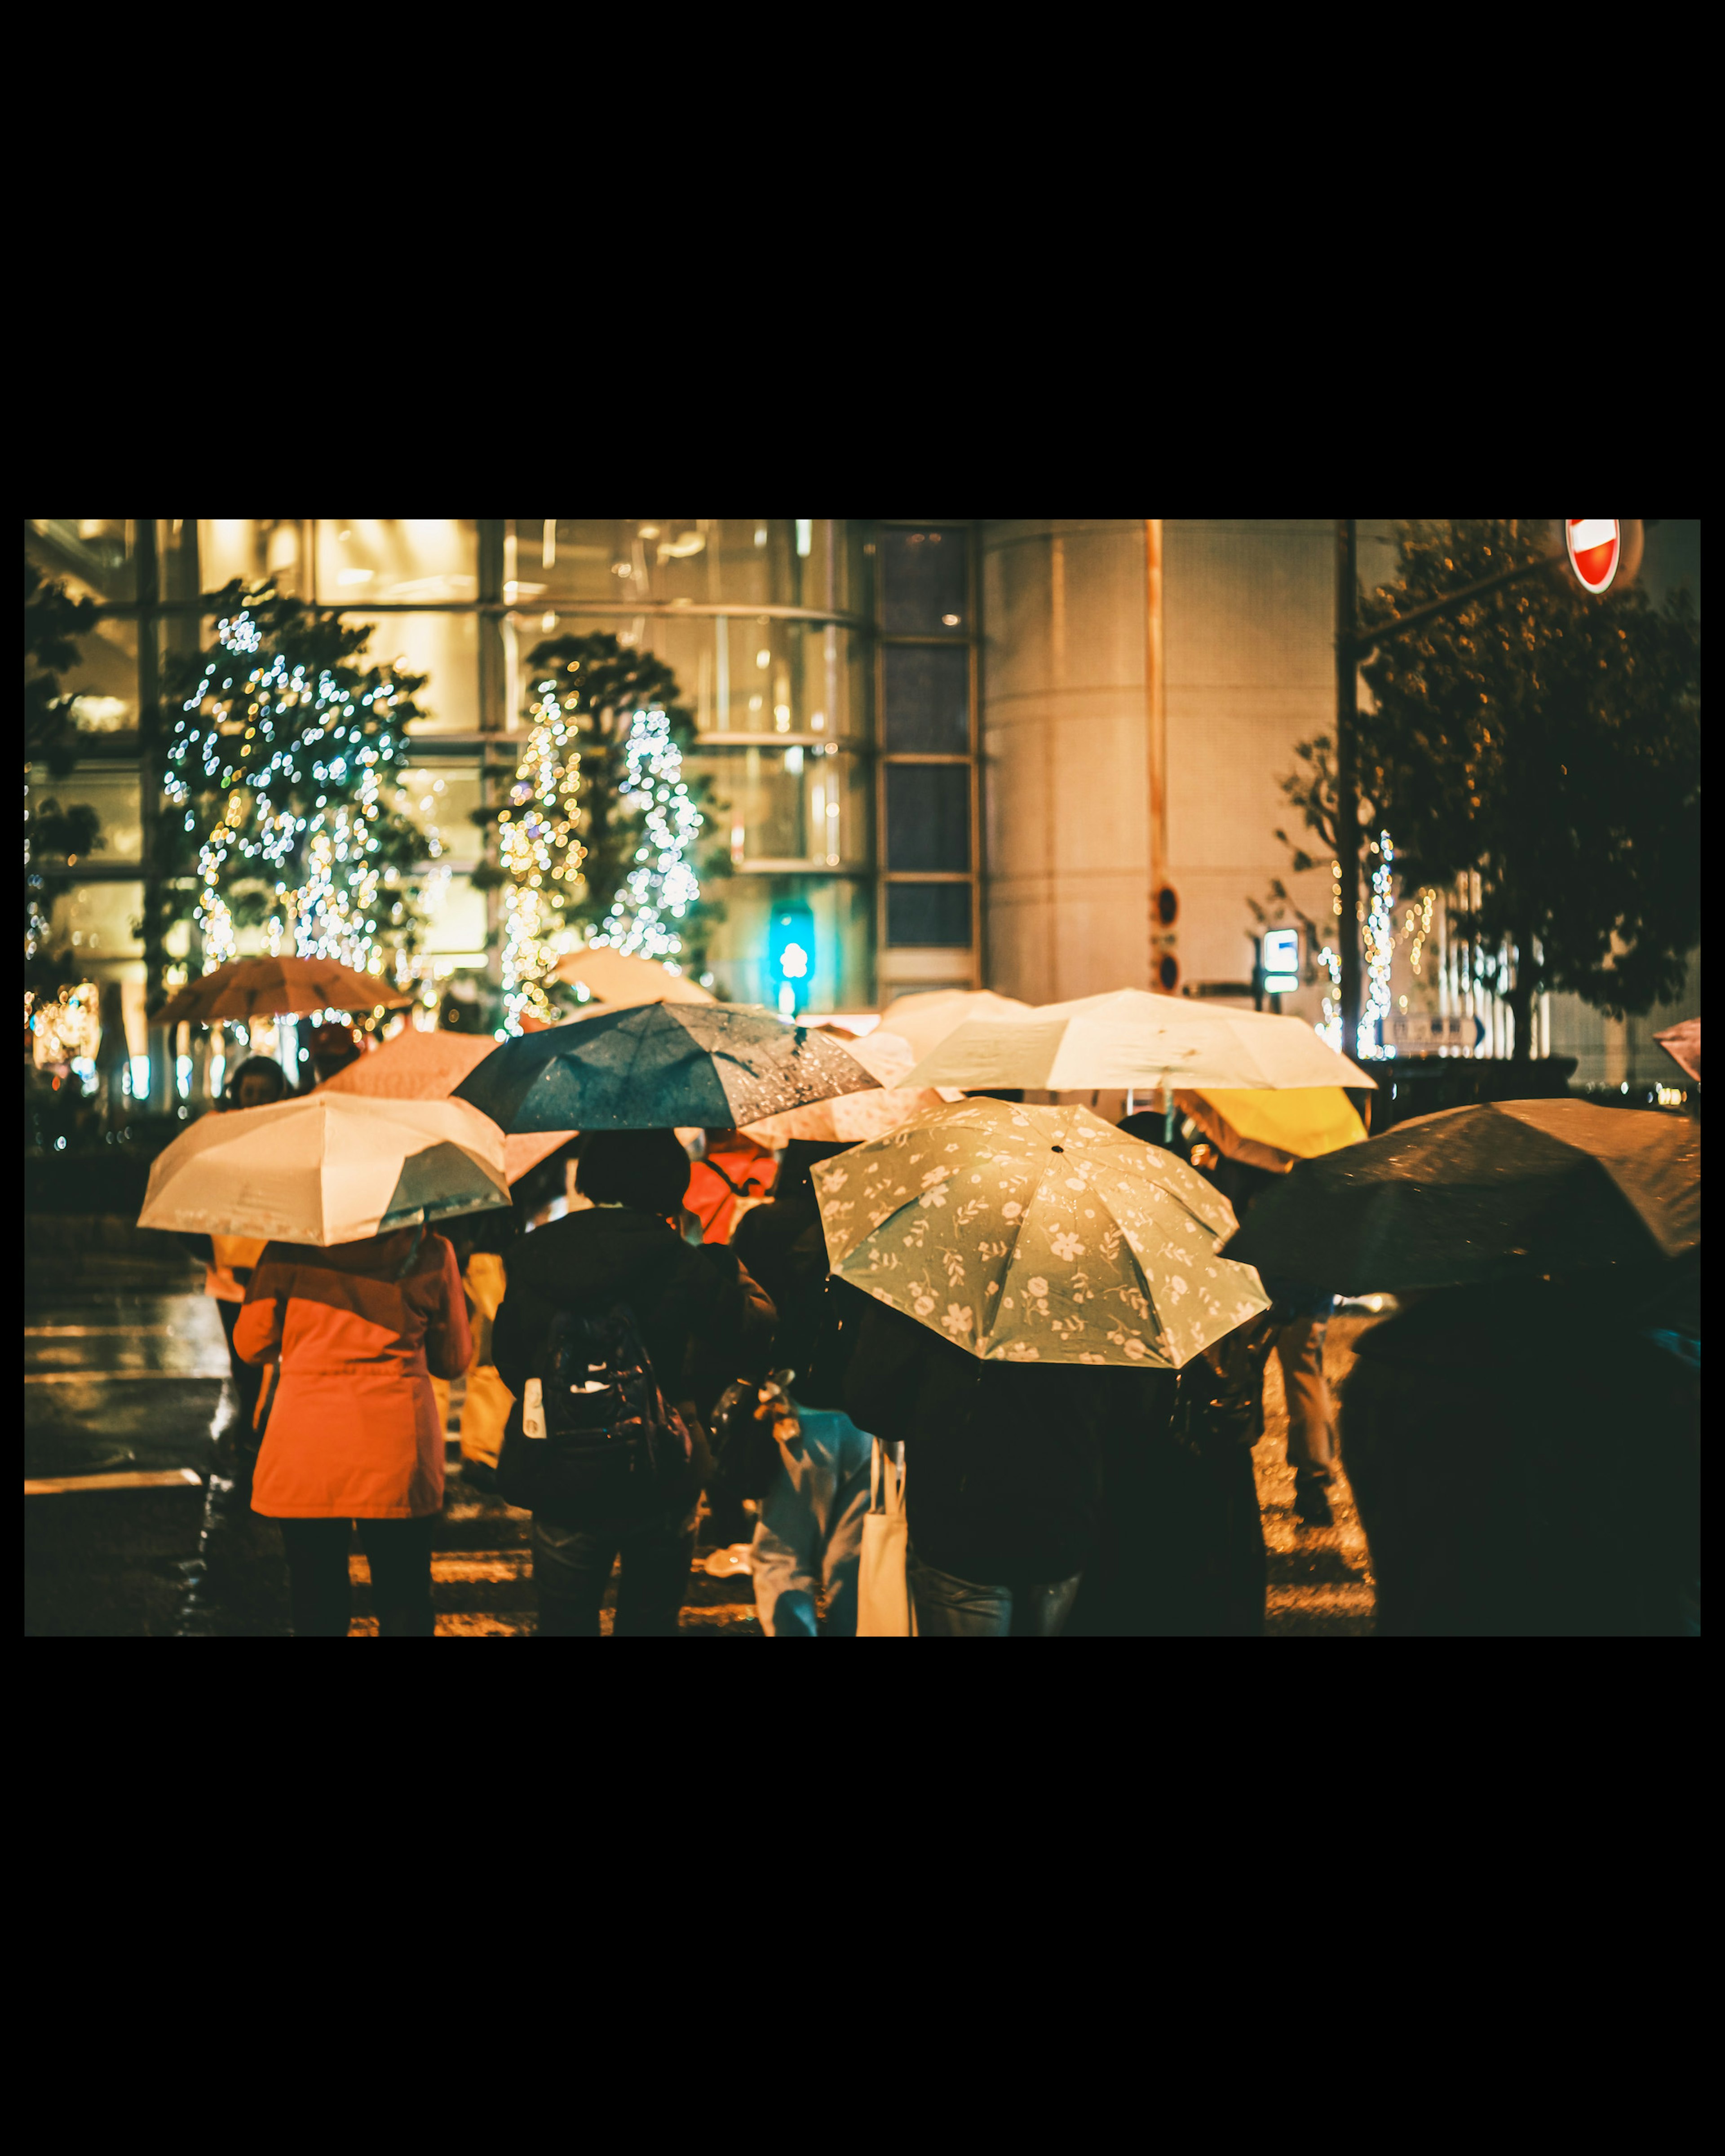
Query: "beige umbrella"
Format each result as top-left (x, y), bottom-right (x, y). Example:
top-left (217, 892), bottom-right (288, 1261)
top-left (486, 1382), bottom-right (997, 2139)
top-left (138, 1094), bottom-right (510, 1247)
top-left (553, 947), bottom-right (715, 1008)
top-left (743, 1030), bottom-right (958, 1145)
top-left (903, 988), bottom-right (1376, 1093)
top-left (877, 988), bottom-right (1033, 1062)
top-left (813, 1096), bottom-right (1269, 1368)
top-left (1654, 1018), bottom-right (1700, 1086)
top-left (155, 954), bottom-right (413, 1027)
top-left (320, 1025), bottom-right (577, 1184)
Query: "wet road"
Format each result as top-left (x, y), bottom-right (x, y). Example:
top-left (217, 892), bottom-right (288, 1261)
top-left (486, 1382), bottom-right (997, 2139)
top-left (25, 1266), bottom-right (1377, 1638)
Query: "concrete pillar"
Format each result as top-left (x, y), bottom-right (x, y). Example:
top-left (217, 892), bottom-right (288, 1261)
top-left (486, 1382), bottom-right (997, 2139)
top-left (980, 520), bottom-right (1151, 1003)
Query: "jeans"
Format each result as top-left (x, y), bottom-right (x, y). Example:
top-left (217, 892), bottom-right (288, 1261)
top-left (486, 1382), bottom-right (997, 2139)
top-left (1277, 1300), bottom-right (1339, 1489)
top-left (531, 1502), bottom-right (700, 1637)
top-left (906, 1547), bottom-right (1082, 1638)
top-left (277, 1515), bottom-right (437, 1637)
top-left (751, 1407), bottom-right (873, 1637)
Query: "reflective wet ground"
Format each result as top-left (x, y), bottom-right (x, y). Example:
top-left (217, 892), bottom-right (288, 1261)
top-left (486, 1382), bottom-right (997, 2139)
top-left (24, 1258), bottom-right (1377, 1637)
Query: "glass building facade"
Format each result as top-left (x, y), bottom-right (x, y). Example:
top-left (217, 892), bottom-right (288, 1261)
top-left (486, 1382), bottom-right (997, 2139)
top-left (26, 519), bottom-right (983, 1070)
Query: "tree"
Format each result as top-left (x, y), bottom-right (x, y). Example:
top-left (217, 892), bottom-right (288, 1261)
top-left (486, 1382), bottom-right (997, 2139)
top-left (24, 562), bottom-right (102, 1005)
top-left (477, 632), bottom-right (725, 1029)
top-left (1269, 522), bottom-right (1701, 1059)
top-left (155, 586), bottom-right (434, 995)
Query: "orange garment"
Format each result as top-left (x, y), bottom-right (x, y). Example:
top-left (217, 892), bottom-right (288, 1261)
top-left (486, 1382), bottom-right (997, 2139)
top-left (686, 1135), bottom-right (777, 1243)
top-left (205, 1233), bottom-right (269, 1303)
top-left (235, 1228), bottom-right (473, 1520)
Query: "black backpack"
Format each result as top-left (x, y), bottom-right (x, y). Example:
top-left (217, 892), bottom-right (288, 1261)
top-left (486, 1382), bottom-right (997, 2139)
top-left (497, 1298), bottom-right (694, 1531)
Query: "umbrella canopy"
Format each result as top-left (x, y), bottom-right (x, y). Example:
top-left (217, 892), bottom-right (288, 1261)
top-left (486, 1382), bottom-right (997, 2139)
top-left (137, 1094), bottom-right (511, 1247)
top-left (1654, 1018), bottom-right (1700, 1086)
top-left (451, 1001), bottom-right (879, 1132)
top-left (1177, 1086), bottom-right (1368, 1174)
top-left (553, 947), bottom-right (716, 1008)
top-left (155, 955), bottom-right (413, 1028)
top-left (319, 1025), bottom-right (577, 1184)
top-left (814, 1096), bottom-right (1270, 1369)
top-left (902, 988), bottom-right (1375, 1093)
top-left (742, 1030), bottom-right (957, 1145)
top-left (1224, 1098), bottom-right (1702, 1297)
top-left (877, 989), bottom-right (1035, 1061)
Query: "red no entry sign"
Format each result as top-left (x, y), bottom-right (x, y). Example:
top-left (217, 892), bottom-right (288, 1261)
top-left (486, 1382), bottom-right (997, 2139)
top-left (1566, 519), bottom-right (1621, 594)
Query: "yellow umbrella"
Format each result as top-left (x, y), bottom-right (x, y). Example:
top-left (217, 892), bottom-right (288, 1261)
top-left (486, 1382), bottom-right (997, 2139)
top-left (1175, 1087), bottom-right (1367, 1175)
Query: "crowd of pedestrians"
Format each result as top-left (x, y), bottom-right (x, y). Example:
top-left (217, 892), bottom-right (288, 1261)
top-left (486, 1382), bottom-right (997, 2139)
top-left (190, 1029), bottom-right (1699, 1640)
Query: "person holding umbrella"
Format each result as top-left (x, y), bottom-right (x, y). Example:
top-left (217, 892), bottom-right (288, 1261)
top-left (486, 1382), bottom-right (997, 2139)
top-left (490, 1131), bottom-right (777, 1636)
top-left (141, 1092), bottom-right (509, 1636)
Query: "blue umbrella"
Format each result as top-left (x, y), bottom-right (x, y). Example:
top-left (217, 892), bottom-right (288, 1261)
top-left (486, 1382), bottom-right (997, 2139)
top-left (452, 1002), bottom-right (879, 1132)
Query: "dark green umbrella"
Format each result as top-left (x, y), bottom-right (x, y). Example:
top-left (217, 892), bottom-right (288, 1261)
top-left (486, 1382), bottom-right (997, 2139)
top-left (1223, 1099), bottom-right (1700, 1296)
top-left (451, 1001), bottom-right (879, 1132)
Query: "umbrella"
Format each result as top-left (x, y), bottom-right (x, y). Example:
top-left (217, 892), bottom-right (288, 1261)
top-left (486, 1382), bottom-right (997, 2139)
top-left (877, 989), bottom-right (1034, 1061)
top-left (319, 1025), bottom-right (577, 1184)
top-left (813, 1096), bottom-right (1270, 1369)
top-left (1223, 1098), bottom-right (1702, 1297)
top-left (155, 955), bottom-right (414, 1028)
top-left (742, 1030), bottom-right (959, 1145)
top-left (1654, 1018), bottom-right (1700, 1086)
top-left (137, 1094), bottom-right (511, 1247)
top-left (902, 988), bottom-right (1376, 1093)
top-left (451, 1001), bottom-right (879, 1132)
top-left (553, 946), bottom-right (716, 1008)
top-left (1176, 1087), bottom-right (1367, 1174)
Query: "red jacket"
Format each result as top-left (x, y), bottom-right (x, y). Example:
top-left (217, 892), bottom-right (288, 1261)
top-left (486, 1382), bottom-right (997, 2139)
top-left (236, 1229), bottom-right (472, 1520)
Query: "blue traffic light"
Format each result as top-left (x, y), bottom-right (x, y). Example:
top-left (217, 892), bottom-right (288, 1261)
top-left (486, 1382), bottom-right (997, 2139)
top-left (767, 898), bottom-right (816, 1016)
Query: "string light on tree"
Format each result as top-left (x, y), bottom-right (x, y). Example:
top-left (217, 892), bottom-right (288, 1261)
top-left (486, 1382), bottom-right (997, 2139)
top-left (593, 707), bottom-right (703, 964)
top-left (159, 589), bottom-right (432, 1018)
top-left (1362, 830), bottom-right (1397, 1057)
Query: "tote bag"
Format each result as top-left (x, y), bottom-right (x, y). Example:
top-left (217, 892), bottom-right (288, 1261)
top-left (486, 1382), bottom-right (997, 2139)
top-left (855, 1438), bottom-right (916, 1637)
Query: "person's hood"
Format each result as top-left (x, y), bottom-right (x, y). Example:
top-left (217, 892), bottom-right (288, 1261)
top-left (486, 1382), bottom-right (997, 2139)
top-left (506, 1205), bottom-right (690, 1306)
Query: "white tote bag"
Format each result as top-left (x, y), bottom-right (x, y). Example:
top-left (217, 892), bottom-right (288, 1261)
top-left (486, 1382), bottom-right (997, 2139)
top-left (855, 1438), bottom-right (916, 1637)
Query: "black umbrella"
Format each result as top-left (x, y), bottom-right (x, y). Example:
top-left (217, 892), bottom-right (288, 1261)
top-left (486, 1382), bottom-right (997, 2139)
top-left (1223, 1098), bottom-right (1700, 1296)
top-left (451, 1002), bottom-right (879, 1132)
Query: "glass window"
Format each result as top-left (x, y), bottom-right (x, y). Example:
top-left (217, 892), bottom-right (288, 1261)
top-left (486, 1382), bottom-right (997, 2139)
top-left (885, 764), bottom-right (969, 872)
top-left (27, 521), bottom-right (137, 604)
top-left (878, 526), bottom-right (968, 634)
top-left (691, 745), bottom-right (868, 868)
top-left (49, 879), bottom-right (144, 961)
top-left (886, 882), bottom-right (972, 949)
top-left (882, 644), bottom-right (969, 752)
top-left (341, 612), bottom-right (481, 734)
top-left (506, 521), bottom-right (831, 612)
top-left (27, 765), bottom-right (142, 864)
top-left (314, 520), bottom-right (479, 604)
top-left (389, 760), bottom-right (484, 865)
top-left (416, 869), bottom-right (489, 962)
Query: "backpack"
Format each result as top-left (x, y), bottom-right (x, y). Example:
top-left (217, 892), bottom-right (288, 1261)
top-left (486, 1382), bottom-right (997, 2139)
top-left (1169, 1312), bottom-right (1281, 1457)
top-left (497, 1298), bottom-right (694, 1531)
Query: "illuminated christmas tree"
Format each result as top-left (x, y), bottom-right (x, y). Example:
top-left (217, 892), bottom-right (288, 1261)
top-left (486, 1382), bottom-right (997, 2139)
top-left (157, 587), bottom-right (434, 999)
top-left (479, 632), bottom-right (724, 1031)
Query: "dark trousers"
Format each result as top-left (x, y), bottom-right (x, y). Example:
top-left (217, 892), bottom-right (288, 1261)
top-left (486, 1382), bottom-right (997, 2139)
top-left (530, 1504), bottom-right (699, 1636)
top-left (217, 1298), bottom-right (266, 1449)
top-left (276, 1515), bottom-right (438, 1638)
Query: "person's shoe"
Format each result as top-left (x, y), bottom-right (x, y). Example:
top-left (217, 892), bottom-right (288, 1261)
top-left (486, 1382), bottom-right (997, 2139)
top-left (1293, 1482), bottom-right (1335, 1529)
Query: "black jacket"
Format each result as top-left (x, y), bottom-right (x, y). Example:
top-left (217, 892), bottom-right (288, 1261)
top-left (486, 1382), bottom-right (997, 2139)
top-left (492, 1207), bottom-right (777, 1440)
top-left (840, 1291), bottom-right (1154, 1587)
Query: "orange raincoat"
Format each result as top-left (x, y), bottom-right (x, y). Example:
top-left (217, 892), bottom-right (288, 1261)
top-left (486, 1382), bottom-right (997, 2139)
top-left (686, 1134), bottom-right (777, 1244)
top-left (235, 1228), bottom-right (473, 1520)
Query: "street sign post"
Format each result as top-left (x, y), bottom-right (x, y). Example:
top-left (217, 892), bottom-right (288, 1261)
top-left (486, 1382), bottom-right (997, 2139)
top-left (1261, 928), bottom-right (1300, 995)
top-left (1383, 1013), bottom-right (1485, 1051)
top-left (1566, 519), bottom-right (1621, 595)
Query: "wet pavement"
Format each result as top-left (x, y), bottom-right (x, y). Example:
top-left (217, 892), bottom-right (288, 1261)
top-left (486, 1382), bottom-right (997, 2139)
top-left (25, 1263), bottom-right (1379, 1638)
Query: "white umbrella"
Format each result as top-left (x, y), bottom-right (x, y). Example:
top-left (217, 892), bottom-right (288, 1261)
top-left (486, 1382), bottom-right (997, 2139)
top-left (554, 947), bottom-right (715, 1008)
top-left (137, 1094), bottom-right (511, 1247)
top-left (743, 1030), bottom-right (958, 1144)
top-left (902, 988), bottom-right (1376, 1093)
top-left (320, 1025), bottom-right (577, 1184)
top-left (876, 989), bottom-right (1034, 1061)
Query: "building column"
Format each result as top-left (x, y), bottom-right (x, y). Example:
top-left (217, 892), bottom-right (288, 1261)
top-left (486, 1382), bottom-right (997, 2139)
top-left (979, 520), bottom-right (1151, 1002)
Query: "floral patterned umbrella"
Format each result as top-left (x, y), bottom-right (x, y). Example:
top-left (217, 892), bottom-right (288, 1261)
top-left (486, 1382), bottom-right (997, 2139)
top-left (814, 1096), bottom-right (1271, 1369)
